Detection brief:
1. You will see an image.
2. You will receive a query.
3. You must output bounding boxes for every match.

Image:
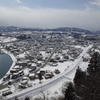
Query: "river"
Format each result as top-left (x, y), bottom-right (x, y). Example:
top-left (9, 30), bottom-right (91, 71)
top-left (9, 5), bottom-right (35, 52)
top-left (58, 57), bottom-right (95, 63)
top-left (0, 54), bottom-right (12, 79)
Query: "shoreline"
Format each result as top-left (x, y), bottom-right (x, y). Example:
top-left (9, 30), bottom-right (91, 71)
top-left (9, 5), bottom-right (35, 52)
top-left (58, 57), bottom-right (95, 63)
top-left (0, 49), bottom-right (17, 83)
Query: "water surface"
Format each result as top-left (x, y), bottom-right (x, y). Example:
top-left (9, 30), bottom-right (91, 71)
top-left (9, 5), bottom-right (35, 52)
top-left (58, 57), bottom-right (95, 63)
top-left (0, 54), bottom-right (12, 79)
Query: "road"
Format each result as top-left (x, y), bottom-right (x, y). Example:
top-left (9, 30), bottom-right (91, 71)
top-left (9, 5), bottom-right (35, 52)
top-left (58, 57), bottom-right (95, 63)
top-left (4, 45), bottom-right (91, 100)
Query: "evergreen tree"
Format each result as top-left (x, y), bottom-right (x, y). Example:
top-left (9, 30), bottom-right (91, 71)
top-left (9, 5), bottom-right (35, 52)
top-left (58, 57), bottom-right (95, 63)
top-left (74, 67), bottom-right (85, 86)
top-left (74, 52), bottom-right (100, 100)
top-left (64, 82), bottom-right (76, 100)
top-left (25, 97), bottom-right (30, 100)
top-left (15, 97), bottom-right (19, 100)
top-left (38, 73), bottom-right (42, 83)
top-left (87, 52), bottom-right (100, 74)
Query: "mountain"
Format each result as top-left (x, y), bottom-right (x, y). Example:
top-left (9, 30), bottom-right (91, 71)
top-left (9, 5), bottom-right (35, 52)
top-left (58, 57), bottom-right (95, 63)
top-left (93, 31), bottom-right (100, 35)
top-left (0, 26), bottom-right (93, 34)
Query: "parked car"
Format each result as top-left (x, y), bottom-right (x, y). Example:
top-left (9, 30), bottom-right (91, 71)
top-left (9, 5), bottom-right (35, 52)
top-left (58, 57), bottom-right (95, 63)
top-left (50, 63), bottom-right (58, 66)
top-left (54, 69), bottom-right (60, 74)
top-left (45, 73), bottom-right (52, 79)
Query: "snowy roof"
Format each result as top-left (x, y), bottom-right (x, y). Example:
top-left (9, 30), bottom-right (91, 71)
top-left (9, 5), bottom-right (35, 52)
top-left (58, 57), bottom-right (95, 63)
top-left (29, 73), bottom-right (35, 77)
top-left (13, 65), bottom-right (20, 69)
top-left (31, 63), bottom-right (37, 66)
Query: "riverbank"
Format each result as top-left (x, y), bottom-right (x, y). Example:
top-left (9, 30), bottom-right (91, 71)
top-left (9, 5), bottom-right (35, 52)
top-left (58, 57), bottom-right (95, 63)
top-left (0, 49), bottom-right (17, 84)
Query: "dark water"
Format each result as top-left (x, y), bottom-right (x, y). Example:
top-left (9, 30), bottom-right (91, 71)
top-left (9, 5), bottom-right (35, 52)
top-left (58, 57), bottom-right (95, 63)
top-left (0, 54), bottom-right (12, 79)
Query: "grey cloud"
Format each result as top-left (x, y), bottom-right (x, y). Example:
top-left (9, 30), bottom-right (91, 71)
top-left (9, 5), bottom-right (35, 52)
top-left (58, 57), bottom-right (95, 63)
top-left (0, 6), bottom-right (100, 30)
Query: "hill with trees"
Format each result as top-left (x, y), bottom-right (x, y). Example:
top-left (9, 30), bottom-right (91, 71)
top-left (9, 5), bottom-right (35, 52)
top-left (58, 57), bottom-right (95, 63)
top-left (64, 51), bottom-right (100, 100)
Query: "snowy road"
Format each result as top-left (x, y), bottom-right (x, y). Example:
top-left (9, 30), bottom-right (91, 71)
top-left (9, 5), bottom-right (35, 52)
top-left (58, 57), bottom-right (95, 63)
top-left (4, 45), bottom-right (92, 100)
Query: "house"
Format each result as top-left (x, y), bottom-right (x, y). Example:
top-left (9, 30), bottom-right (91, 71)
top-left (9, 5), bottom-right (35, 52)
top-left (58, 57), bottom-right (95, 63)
top-left (21, 80), bottom-right (28, 85)
top-left (27, 62), bottom-right (32, 67)
top-left (44, 73), bottom-right (53, 79)
top-left (13, 65), bottom-right (22, 70)
top-left (63, 55), bottom-right (69, 59)
top-left (36, 61), bottom-right (42, 67)
top-left (40, 69), bottom-right (46, 76)
top-left (31, 63), bottom-right (37, 68)
top-left (11, 71), bottom-right (24, 79)
top-left (21, 77), bottom-right (29, 85)
top-left (55, 55), bottom-right (60, 60)
top-left (46, 49), bottom-right (51, 53)
top-left (18, 71), bottom-right (24, 76)
top-left (59, 58), bottom-right (64, 63)
top-left (83, 57), bottom-right (88, 62)
top-left (2, 88), bottom-right (12, 96)
top-left (27, 81), bottom-right (32, 87)
top-left (36, 53), bottom-right (43, 60)
top-left (11, 73), bottom-right (19, 79)
top-left (18, 77), bottom-right (29, 88)
top-left (34, 75), bottom-right (39, 79)
top-left (18, 84), bottom-right (27, 89)
top-left (10, 69), bottom-right (19, 74)
top-left (32, 59), bottom-right (38, 63)
top-left (3, 74), bottom-right (10, 81)
top-left (28, 73), bottom-right (35, 80)
top-left (16, 61), bottom-right (27, 66)
top-left (29, 66), bottom-right (36, 72)
top-left (49, 58), bottom-right (57, 63)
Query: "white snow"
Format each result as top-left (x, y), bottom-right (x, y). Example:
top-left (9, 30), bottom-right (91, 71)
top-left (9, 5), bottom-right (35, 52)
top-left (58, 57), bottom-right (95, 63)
top-left (0, 36), bottom-right (17, 43)
top-left (80, 62), bottom-right (89, 71)
top-left (16, 53), bottom-right (25, 59)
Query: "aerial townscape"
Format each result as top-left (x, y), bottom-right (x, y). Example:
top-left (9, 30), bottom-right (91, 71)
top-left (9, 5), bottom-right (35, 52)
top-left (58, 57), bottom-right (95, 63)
top-left (0, 0), bottom-right (100, 99)
top-left (0, 26), bottom-right (100, 100)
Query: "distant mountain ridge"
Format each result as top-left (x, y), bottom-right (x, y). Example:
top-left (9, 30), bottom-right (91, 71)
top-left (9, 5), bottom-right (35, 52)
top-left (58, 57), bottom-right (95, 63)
top-left (0, 26), bottom-right (94, 34)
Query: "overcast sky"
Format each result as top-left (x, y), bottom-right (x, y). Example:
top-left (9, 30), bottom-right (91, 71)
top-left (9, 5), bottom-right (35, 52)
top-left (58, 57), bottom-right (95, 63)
top-left (0, 0), bottom-right (100, 30)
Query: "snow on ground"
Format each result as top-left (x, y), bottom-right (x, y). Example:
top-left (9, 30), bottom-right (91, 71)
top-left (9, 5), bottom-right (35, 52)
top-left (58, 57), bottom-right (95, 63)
top-left (75, 45), bottom-right (83, 48)
top-left (16, 52), bottom-right (25, 59)
top-left (32, 77), bottom-right (71, 100)
top-left (41, 61), bottom-right (73, 73)
top-left (95, 49), bottom-right (100, 53)
top-left (24, 68), bottom-right (29, 76)
top-left (80, 62), bottom-right (89, 71)
top-left (45, 78), bottom-right (70, 98)
top-left (67, 61), bottom-right (89, 81)
top-left (40, 51), bottom-right (51, 59)
top-left (32, 81), bottom-right (64, 99)
top-left (0, 36), bottom-right (17, 43)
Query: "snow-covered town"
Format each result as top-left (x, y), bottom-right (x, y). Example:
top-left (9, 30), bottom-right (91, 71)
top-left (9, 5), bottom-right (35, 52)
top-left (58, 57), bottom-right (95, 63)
top-left (0, 27), bottom-right (100, 100)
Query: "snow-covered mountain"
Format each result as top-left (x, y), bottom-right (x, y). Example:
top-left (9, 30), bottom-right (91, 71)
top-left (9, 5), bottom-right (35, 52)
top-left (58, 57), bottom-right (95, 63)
top-left (0, 26), bottom-right (93, 34)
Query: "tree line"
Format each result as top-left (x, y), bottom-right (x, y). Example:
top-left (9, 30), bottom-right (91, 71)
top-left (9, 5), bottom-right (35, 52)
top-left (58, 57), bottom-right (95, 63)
top-left (64, 52), bottom-right (100, 100)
